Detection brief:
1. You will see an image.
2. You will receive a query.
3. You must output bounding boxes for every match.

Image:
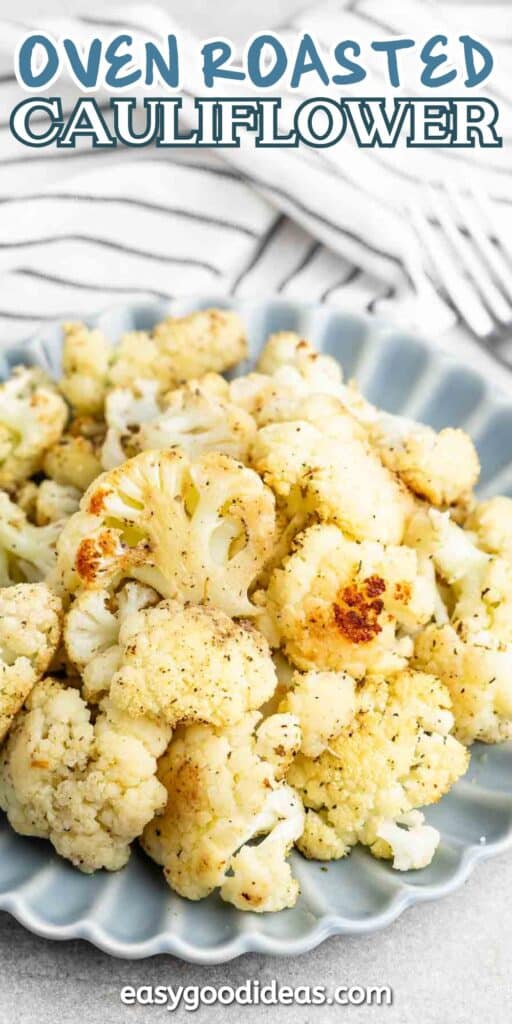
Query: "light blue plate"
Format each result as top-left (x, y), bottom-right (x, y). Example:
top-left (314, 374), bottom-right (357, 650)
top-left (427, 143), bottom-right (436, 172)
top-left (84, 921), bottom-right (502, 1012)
top-left (1, 296), bottom-right (512, 962)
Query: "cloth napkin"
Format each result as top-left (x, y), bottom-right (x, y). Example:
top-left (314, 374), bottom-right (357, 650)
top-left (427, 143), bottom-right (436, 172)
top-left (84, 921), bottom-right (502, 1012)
top-left (0, 0), bottom-right (510, 388)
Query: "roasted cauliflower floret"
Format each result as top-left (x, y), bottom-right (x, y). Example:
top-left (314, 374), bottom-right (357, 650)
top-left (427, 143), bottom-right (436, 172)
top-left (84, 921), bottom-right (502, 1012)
top-left (279, 670), bottom-right (356, 759)
top-left (0, 492), bottom-right (63, 585)
top-left (261, 524), bottom-right (437, 676)
top-left (64, 582), bottom-right (159, 702)
top-left (415, 623), bottom-right (512, 744)
top-left (0, 367), bottom-right (68, 490)
top-left (102, 377), bottom-right (256, 470)
top-left (151, 308), bottom-right (247, 381)
top-left (0, 677), bottom-right (171, 871)
top-left (43, 433), bottom-right (103, 492)
top-left (407, 508), bottom-right (512, 645)
top-left (110, 601), bottom-right (277, 728)
top-left (250, 420), bottom-right (411, 545)
top-left (33, 480), bottom-right (81, 525)
top-left (54, 448), bottom-right (276, 617)
top-left (142, 711), bottom-right (303, 911)
top-left (109, 309), bottom-right (246, 392)
top-left (372, 414), bottom-right (480, 507)
top-left (466, 497), bottom-right (512, 561)
top-left (0, 583), bottom-right (62, 741)
top-left (257, 332), bottom-right (342, 385)
top-left (58, 322), bottom-right (113, 417)
top-left (288, 670), bottom-right (469, 868)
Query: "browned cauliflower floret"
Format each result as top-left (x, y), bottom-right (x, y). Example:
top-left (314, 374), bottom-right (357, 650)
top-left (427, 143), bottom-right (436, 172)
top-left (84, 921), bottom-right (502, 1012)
top-left (260, 523), bottom-right (437, 676)
top-left (58, 322), bottom-right (113, 417)
top-left (109, 601), bottom-right (277, 729)
top-left (109, 309), bottom-right (246, 392)
top-left (257, 331), bottom-right (342, 384)
top-left (101, 377), bottom-right (256, 470)
top-left (288, 670), bottom-right (469, 869)
top-left (64, 582), bottom-right (159, 702)
top-left (0, 677), bottom-right (171, 872)
top-left (142, 711), bottom-right (304, 911)
top-left (0, 583), bottom-right (62, 741)
top-left (250, 420), bottom-right (411, 545)
top-left (372, 415), bottom-right (480, 507)
top-left (53, 448), bottom-right (276, 617)
top-left (466, 497), bottom-right (512, 560)
top-left (0, 367), bottom-right (68, 490)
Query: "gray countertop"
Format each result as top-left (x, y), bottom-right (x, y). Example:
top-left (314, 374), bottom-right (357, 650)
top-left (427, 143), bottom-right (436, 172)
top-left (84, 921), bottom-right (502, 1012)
top-left (2, 1), bottom-right (510, 1020)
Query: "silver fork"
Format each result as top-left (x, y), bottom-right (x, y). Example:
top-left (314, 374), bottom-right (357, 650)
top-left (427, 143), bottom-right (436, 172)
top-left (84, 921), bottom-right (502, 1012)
top-left (408, 182), bottom-right (512, 365)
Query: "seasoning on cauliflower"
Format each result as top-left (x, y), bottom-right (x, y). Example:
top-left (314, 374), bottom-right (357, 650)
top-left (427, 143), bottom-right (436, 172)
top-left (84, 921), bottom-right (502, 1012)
top-left (0, 583), bottom-right (62, 741)
top-left (466, 497), bottom-right (512, 561)
top-left (0, 367), bottom-right (68, 491)
top-left (279, 670), bottom-right (356, 758)
top-left (142, 711), bottom-right (304, 911)
top-left (58, 322), bottom-right (113, 417)
top-left (64, 582), bottom-right (159, 701)
top-left (260, 523), bottom-right (437, 676)
top-left (43, 432), bottom-right (103, 492)
top-left (415, 623), bottom-right (512, 744)
top-left (110, 601), bottom-right (277, 729)
top-left (109, 309), bottom-right (247, 392)
top-left (54, 448), bottom-right (276, 617)
top-left (150, 308), bottom-right (247, 381)
top-left (0, 677), bottom-right (172, 872)
top-left (257, 331), bottom-right (342, 386)
top-left (250, 420), bottom-right (411, 545)
top-left (102, 377), bottom-right (256, 470)
top-left (0, 491), bottom-right (63, 585)
top-left (407, 507), bottom-right (512, 645)
top-left (288, 670), bottom-right (469, 868)
top-left (371, 414), bottom-right (480, 508)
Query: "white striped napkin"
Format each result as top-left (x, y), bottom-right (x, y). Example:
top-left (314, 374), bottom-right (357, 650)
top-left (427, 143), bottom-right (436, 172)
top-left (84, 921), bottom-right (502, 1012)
top-left (0, 0), bottom-right (510, 388)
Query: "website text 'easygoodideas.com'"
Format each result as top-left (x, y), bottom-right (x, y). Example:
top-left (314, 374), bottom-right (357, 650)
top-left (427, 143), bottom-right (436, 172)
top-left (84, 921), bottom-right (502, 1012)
top-left (120, 980), bottom-right (393, 1012)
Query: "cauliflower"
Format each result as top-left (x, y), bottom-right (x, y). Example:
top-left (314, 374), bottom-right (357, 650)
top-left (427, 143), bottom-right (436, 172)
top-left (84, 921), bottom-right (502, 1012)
top-left (0, 367), bottom-right (68, 490)
top-left (109, 601), bottom-right (277, 729)
top-left (101, 377), bottom-right (256, 470)
top-left (33, 480), bottom-right (81, 525)
top-left (53, 448), bottom-right (276, 617)
top-left (261, 523), bottom-right (437, 676)
top-left (250, 420), bottom-right (411, 545)
top-left (407, 508), bottom-right (512, 645)
top-left (415, 623), bottom-right (512, 744)
top-left (257, 331), bottom-right (342, 386)
top-left (0, 583), bottom-right (62, 741)
top-left (58, 322), bottom-right (113, 417)
top-left (371, 415), bottom-right (480, 507)
top-left (0, 677), bottom-right (171, 872)
top-left (288, 670), bottom-right (469, 867)
top-left (142, 711), bottom-right (304, 911)
top-left (64, 582), bottom-right (159, 701)
top-left (0, 491), bottom-right (63, 585)
top-left (43, 432), bottom-right (103, 492)
top-left (109, 309), bottom-right (247, 392)
top-left (466, 497), bottom-right (512, 560)
top-left (279, 670), bottom-right (356, 758)
top-left (150, 308), bottom-right (247, 381)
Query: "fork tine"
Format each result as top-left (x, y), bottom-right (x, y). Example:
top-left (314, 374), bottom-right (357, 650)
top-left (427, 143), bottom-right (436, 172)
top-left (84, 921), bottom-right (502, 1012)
top-left (427, 185), bottom-right (512, 327)
top-left (448, 184), bottom-right (512, 303)
top-left (409, 194), bottom-right (494, 338)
